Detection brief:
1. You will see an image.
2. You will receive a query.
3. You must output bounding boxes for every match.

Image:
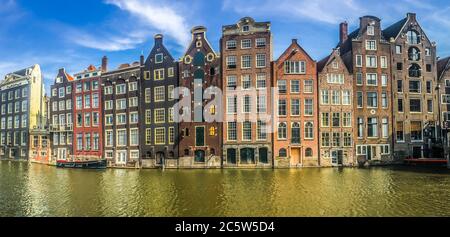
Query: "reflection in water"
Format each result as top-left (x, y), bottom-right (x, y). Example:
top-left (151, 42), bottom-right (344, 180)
top-left (1, 161), bottom-right (450, 217)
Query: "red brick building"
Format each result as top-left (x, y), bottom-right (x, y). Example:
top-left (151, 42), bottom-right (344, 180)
top-left (72, 62), bottom-right (105, 161)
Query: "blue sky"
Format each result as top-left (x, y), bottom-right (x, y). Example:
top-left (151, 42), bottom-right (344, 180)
top-left (1, 0), bottom-right (450, 93)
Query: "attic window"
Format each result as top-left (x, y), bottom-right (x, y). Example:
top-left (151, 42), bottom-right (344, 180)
top-left (367, 26), bottom-right (375, 36)
top-left (56, 77), bottom-right (62, 83)
top-left (155, 53), bottom-right (164, 63)
top-left (332, 61), bottom-right (339, 69)
top-left (242, 25), bottom-right (250, 32)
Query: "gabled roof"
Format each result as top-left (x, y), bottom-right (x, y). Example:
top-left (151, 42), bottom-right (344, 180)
top-left (438, 57), bottom-right (450, 80)
top-left (276, 39), bottom-right (315, 64)
top-left (317, 55), bottom-right (331, 72)
top-left (382, 17), bottom-right (408, 40)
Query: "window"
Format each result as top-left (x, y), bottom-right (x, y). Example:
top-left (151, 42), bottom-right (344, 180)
top-left (284, 61), bottom-right (306, 74)
top-left (367, 92), bottom-right (378, 108)
top-left (332, 90), bottom-right (341, 105)
top-left (366, 73), bottom-right (377, 86)
top-left (155, 53), bottom-right (164, 63)
top-left (145, 129), bottom-right (151, 145)
top-left (227, 76), bottom-right (237, 90)
top-left (382, 118), bottom-right (388, 138)
top-left (117, 130), bottom-right (127, 146)
top-left (154, 69), bottom-right (165, 80)
top-left (116, 84), bottom-right (126, 94)
top-left (304, 80), bottom-right (313, 93)
top-left (242, 25), bottom-right (249, 32)
top-left (321, 90), bottom-right (329, 105)
top-left (305, 122), bottom-right (314, 139)
top-left (398, 98), bottom-right (404, 112)
top-left (427, 100), bottom-right (433, 113)
top-left (409, 64), bottom-right (421, 77)
top-left (241, 55), bottom-right (251, 69)
top-left (257, 96), bottom-right (267, 113)
top-left (382, 92), bottom-right (388, 108)
top-left (65, 100), bottom-right (71, 110)
top-left (278, 80), bottom-right (287, 93)
top-left (381, 74), bottom-right (388, 87)
top-left (256, 38), bottom-right (266, 47)
top-left (397, 80), bottom-right (403, 93)
top-left (367, 25), bottom-right (375, 35)
top-left (408, 47), bottom-right (420, 61)
top-left (327, 74), bottom-right (344, 84)
top-left (342, 91), bottom-right (351, 105)
top-left (291, 80), bottom-right (300, 93)
top-left (226, 40), bottom-right (237, 50)
top-left (242, 122), bottom-right (252, 141)
top-left (356, 55), bottom-right (363, 67)
top-left (278, 123), bottom-right (287, 140)
top-left (396, 45), bottom-right (402, 54)
top-left (241, 39), bottom-right (251, 49)
top-left (344, 133), bottom-right (352, 147)
top-left (129, 97), bottom-right (138, 107)
top-left (356, 145), bottom-right (367, 155)
top-left (407, 30), bottom-right (420, 44)
top-left (76, 96), bottom-right (82, 109)
top-left (278, 99), bottom-right (287, 116)
top-left (380, 56), bottom-right (388, 68)
top-left (257, 121), bottom-right (267, 140)
top-left (332, 113), bottom-right (340, 127)
top-left (130, 129), bottom-right (139, 146)
top-left (443, 95), bottom-right (450, 104)
top-left (93, 112), bottom-right (99, 126)
top-left (58, 87), bottom-right (65, 98)
top-left (332, 132), bottom-right (341, 147)
top-left (130, 112), bottom-right (139, 124)
top-left (396, 122), bottom-right (404, 142)
top-left (168, 67), bottom-right (174, 77)
top-left (243, 95), bottom-right (251, 113)
top-left (145, 110), bottom-right (151, 124)
top-left (104, 86), bottom-right (112, 95)
top-left (354, 73), bottom-right (362, 86)
top-left (426, 81), bottom-right (432, 94)
top-left (256, 54), bottom-right (266, 68)
top-left (154, 86), bottom-right (165, 102)
top-left (366, 56), bottom-right (377, 68)
top-left (85, 133), bottom-right (91, 151)
top-left (409, 80), bottom-right (421, 93)
top-left (304, 99), bottom-right (313, 116)
top-left (227, 56), bottom-right (237, 69)
top-left (128, 82), bottom-right (137, 92)
top-left (255, 74), bottom-right (266, 89)
top-left (321, 132), bottom-right (330, 147)
top-left (241, 75), bottom-right (251, 89)
top-left (321, 113), bottom-right (330, 127)
top-left (92, 93), bottom-right (99, 108)
top-left (116, 99), bottom-right (126, 110)
top-left (279, 149), bottom-right (287, 157)
top-left (426, 64), bottom-right (432, 72)
top-left (84, 113), bottom-right (91, 127)
top-left (227, 122), bottom-right (237, 141)
top-left (291, 99), bottom-right (300, 116)
top-left (154, 109), bottom-right (165, 124)
top-left (410, 99), bottom-right (421, 112)
top-left (77, 134), bottom-right (83, 151)
top-left (343, 113), bottom-right (352, 127)
top-left (145, 88), bottom-right (151, 103)
top-left (411, 121), bottom-right (422, 141)
top-left (367, 118), bottom-right (378, 138)
top-left (227, 96), bottom-right (237, 114)
top-left (92, 81), bottom-right (99, 90)
top-left (366, 40), bottom-right (376, 50)
top-left (116, 114), bottom-right (126, 125)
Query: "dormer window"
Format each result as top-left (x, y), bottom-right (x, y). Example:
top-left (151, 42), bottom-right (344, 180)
top-left (56, 77), bottom-right (62, 83)
top-left (367, 26), bottom-right (375, 36)
top-left (242, 25), bottom-right (250, 32)
top-left (155, 53), bottom-right (164, 63)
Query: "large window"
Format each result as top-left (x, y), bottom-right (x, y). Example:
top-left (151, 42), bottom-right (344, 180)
top-left (396, 122), bottom-right (404, 142)
top-left (408, 47), bottom-right (420, 61)
top-left (278, 123), bottom-right (287, 140)
top-left (367, 92), bottom-right (378, 108)
top-left (117, 130), bottom-right (127, 146)
top-left (291, 122), bottom-right (300, 144)
top-left (321, 113), bottom-right (330, 127)
top-left (227, 56), bottom-right (237, 69)
top-left (321, 132), bottom-right (330, 147)
top-left (256, 54), bottom-right (266, 68)
top-left (411, 121), bottom-right (422, 141)
top-left (155, 128), bottom-right (166, 145)
top-left (366, 55), bottom-right (377, 68)
top-left (407, 30), bottom-right (420, 44)
top-left (410, 99), bottom-right (421, 112)
top-left (257, 121), bottom-right (267, 140)
top-left (409, 64), bottom-right (421, 77)
top-left (284, 61), bottom-right (306, 74)
top-left (291, 99), bottom-right (300, 116)
top-left (304, 99), bottom-right (313, 116)
top-left (409, 80), bottom-right (421, 93)
top-left (241, 55), bottom-right (251, 69)
top-left (332, 90), bottom-right (340, 105)
top-left (304, 122), bottom-right (314, 139)
top-left (242, 122), bottom-right (252, 141)
top-left (304, 80), bottom-right (313, 93)
top-left (278, 99), bottom-right (287, 116)
top-left (367, 118), bottom-right (378, 138)
top-left (321, 90), bottom-right (329, 105)
top-left (332, 113), bottom-right (340, 127)
top-left (367, 73), bottom-right (377, 86)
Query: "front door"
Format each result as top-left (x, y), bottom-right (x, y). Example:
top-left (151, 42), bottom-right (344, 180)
top-left (259, 148), bottom-right (268, 164)
top-left (195, 150), bottom-right (205, 163)
top-left (156, 152), bottom-right (165, 165)
top-left (412, 146), bottom-right (422, 159)
top-left (291, 148), bottom-right (300, 166)
top-left (58, 148), bottom-right (67, 161)
top-left (367, 146), bottom-right (372, 161)
top-left (227, 149), bottom-right (237, 164)
top-left (240, 148), bottom-right (255, 164)
top-left (116, 151), bottom-right (127, 164)
top-left (332, 150), bottom-right (344, 166)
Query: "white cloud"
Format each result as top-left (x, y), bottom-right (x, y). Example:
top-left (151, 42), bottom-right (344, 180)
top-left (105, 0), bottom-right (190, 47)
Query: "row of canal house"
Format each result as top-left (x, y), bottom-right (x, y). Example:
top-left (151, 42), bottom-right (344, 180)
top-left (44, 14), bottom-right (450, 168)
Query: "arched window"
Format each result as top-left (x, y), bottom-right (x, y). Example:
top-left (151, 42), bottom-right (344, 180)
top-left (279, 148), bottom-right (287, 157)
top-left (278, 123), bottom-right (287, 139)
top-left (305, 148), bottom-right (313, 157)
top-left (407, 30), bottom-right (420, 44)
top-left (408, 47), bottom-right (420, 61)
top-left (194, 52), bottom-right (205, 66)
top-left (305, 122), bottom-right (314, 139)
top-left (409, 63), bottom-right (421, 77)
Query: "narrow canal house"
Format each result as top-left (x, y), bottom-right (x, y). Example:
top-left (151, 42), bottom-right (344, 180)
top-left (72, 63), bottom-right (105, 161)
top-left (178, 26), bottom-right (221, 168)
top-left (317, 48), bottom-right (355, 167)
top-left (273, 39), bottom-right (319, 167)
top-left (29, 95), bottom-right (51, 164)
top-left (140, 34), bottom-right (179, 168)
top-left (221, 17), bottom-right (273, 168)
top-left (437, 56), bottom-right (450, 159)
top-left (101, 61), bottom-right (141, 168)
top-left (0, 65), bottom-right (44, 160)
top-left (50, 68), bottom-right (74, 161)
top-left (339, 17), bottom-right (393, 165)
top-left (383, 13), bottom-right (440, 159)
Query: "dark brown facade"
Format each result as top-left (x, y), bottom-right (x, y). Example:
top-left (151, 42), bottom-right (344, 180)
top-left (221, 17), bottom-right (273, 168)
top-left (177, 26), bottom-right (221, 168)
top-left (140, 34), bottom-right (179, 168)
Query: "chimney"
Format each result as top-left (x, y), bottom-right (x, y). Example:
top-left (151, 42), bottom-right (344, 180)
top-left (58, 68), bottom-right (65, 75)
top-left (140, 54), bottom-right (145, 66)
top-left (292, 38), bottom-right (298, 44)
top-left (340, 22), bottom-right (348, 44)
top-left (155, 34), bottom-right (163, 44)
top-left (407, 12), bottom-right (416, 21)
top-left (101, 56), bottom-right (108, 72)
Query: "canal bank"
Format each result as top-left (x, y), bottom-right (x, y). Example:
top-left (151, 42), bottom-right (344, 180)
top-left (1, 160), bottom-right (450, 217)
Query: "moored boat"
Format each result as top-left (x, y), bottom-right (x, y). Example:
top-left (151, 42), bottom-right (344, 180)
top-left (56, 160), bottom-right (107, 169)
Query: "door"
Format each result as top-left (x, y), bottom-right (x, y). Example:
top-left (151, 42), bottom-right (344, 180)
top-left (156, 152), bottom-right (165, 165)
top-left (259, 148), bottom-right (268, 164)
top-left (332, 150), bottom-right (344, 166)
top-left (412, 146), bottom-right (422, 159)
top-left (291, 123), bottom-right (301, 144)
top-left (367, 146), bottom-right (372, 161)
top-left (195, 150), bottom-right (205, 163)
top-left (240, 148), bottom-right (255, 164)
top-left (291, 148), bottom-right (300, 165)
top-left (227, 149), bottom-right (237, 164)
top-left (195, 127), bottom-right (205, 147)
top-left (116, 151), bottom-right (127, 164)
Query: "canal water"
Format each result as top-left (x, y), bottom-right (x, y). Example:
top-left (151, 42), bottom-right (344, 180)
top-left (1, 161), bottom-right (450, 217)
